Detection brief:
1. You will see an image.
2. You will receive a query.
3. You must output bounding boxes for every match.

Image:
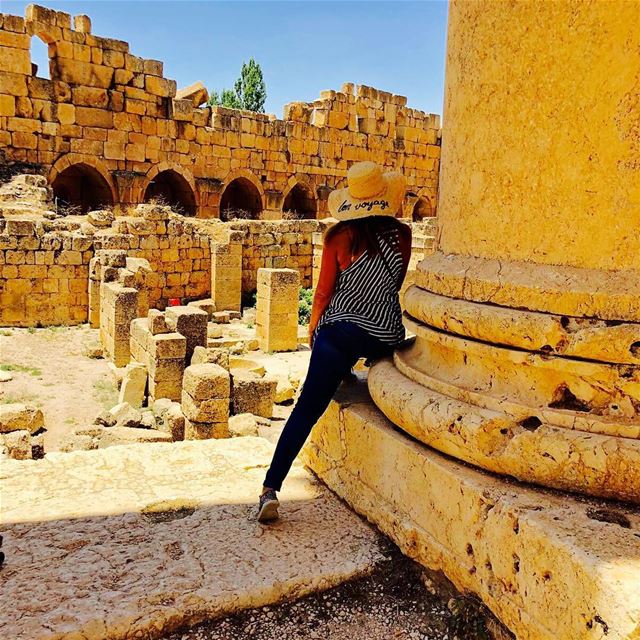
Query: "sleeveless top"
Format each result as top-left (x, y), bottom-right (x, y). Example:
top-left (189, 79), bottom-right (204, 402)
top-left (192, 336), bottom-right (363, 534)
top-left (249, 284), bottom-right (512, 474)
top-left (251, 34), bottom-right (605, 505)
top-left (316, 227), bottom-right (405, 346)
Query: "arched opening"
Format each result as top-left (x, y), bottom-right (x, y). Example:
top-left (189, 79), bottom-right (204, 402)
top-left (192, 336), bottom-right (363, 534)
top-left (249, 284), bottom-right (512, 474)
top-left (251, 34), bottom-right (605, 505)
top-left (143, 170), bottom-right (197, 216)
top-left (220, 177), bottom-right (262, 220)
top-left (30, 35), bottom-right (51, 80)
top-left (282, 183), bottom-right (317, 219)
top-left (412, 197), bottom-right (434, 221)
top-left (51, 163), bottom-right (113, 213)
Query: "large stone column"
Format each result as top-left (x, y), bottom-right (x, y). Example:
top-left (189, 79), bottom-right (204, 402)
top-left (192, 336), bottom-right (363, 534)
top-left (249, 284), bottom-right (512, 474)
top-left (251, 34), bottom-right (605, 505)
top-left (370, 1), bottom-right (640, 503)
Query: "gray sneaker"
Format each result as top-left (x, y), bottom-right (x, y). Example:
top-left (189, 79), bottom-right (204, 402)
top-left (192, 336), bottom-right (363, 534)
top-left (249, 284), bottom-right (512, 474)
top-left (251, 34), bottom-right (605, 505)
top-left (257, 489), bottom-right (280, 523)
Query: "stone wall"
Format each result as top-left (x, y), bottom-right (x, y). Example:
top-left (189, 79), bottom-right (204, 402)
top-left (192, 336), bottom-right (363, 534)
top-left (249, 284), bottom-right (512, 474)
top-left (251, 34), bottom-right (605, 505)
top-left (0, 204), bottom-right (213, 326)
top-left (0, 4), bottom-right (441, 220)
top-left (0, 216), bottom-right (91, 325)
top-left (227, 219), bottom-right (330, 292)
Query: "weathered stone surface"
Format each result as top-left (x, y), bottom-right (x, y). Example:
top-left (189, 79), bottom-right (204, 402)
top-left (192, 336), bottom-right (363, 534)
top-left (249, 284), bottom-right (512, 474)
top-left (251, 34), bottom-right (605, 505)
top-left (0, 403), bottom-right (44, 434)
top-left (175, 81), bottom-right (209, 107)
top-left (228, 412), bottom-right (270, 438)
top-left (302, 389), bottom-right (640, 640)
top-left (0, 438), bottom-right (382, 639)
top-left (369, 358), bottom-right (640, 504)
top-left (184, 418), bottom-right (229, 440)
top-left (0, 429), bottom-right (31, 459)
top-left (183, 363), bottom-right (230, 401)
top-left (181, 392), bottom-right (229, 424)
top-left (108, 401), bottom-right (141, 428)
top-left (117, 362), bottom-right (147, 408)
top-left (191, 345), bottom-right (230, 370)
top-left (231, 372), bottom-right (277, 418)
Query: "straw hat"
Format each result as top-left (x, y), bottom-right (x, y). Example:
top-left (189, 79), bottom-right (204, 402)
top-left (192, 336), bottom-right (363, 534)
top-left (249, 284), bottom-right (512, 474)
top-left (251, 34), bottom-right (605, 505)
top-left (328, 161), bottom-right (406, 221)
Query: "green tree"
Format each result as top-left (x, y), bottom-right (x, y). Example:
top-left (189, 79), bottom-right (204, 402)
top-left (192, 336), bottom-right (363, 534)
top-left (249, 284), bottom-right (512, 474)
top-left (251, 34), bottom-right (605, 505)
top-left (235, 58), bottom-right (267, 113)
top-left (208, 58), bottom-right (267, 113)
top-left (208, 87), bottom-right (242, 109)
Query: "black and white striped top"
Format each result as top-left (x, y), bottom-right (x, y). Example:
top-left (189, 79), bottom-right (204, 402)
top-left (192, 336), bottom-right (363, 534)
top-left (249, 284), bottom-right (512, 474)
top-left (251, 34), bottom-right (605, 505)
top-left (316, 227), bottom-right (405, 345)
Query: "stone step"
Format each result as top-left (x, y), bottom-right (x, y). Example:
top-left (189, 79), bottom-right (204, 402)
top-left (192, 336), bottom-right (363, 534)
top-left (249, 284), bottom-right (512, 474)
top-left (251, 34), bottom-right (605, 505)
top-left (0, 437), bottom-right (383, 639)
top-left (301, 380), bottom-right (640, 640)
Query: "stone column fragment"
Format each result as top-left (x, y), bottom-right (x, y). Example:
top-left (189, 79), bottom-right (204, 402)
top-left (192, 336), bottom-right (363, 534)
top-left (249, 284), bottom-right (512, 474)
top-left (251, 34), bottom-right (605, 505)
top-left (182, 363), bottom-right (230, 439)
top-left (100, 282), bottom-right (138, 367)
top-left (211, 241), bottom-right (242, 313)
top-left (256, 268), bottom-right (299, 352)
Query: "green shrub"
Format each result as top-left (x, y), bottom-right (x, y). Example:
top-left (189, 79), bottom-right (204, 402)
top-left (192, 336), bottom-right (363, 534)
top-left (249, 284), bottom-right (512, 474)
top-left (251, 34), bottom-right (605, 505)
top-left (298, 287), bottom-right (313, 326)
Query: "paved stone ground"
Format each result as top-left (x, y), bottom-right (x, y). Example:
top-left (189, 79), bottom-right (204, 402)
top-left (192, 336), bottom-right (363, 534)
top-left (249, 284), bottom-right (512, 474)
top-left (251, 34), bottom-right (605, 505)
top-left (165, 541), bottom-right (501, 640)
top-left (0, 437), bottom-right (383, 640)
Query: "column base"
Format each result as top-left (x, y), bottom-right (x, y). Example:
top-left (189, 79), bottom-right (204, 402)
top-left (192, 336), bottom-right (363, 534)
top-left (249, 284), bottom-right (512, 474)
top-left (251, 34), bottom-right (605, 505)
top-left (301, 383), bottom-right (640, 640)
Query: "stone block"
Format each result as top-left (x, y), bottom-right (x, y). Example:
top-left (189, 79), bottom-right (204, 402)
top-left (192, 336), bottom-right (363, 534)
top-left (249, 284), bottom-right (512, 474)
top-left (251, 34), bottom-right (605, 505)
top-left (175, 81), bottom-right (209, 107)
top-left (117, 362), bottom-right (147, 408)
top-left (187, 298), bottom-right (216, 319)
top-left (108, 402), bottom-right (142, 428)
top-left (191, 346), bottom-right (230, 370)
top-left (0, 429), bottom-right (31, 460)
top-left (181, 392), bottom-right (229, 423)
top-left (154, 401), bottom-right (185, 441)
top-left (182, 363), bottom-right (230, 401)
top-left (164, 305), bottom-right (207, 362)
top-left (228, 413), bottom-right (269, 438)
top-left (147, 309), bottom-right (170, 335)
top-left (0, 403), bottom-right (44, 434)
top-left (231, 373), bottom-right (276, 418)
top-left (150, 333), bottom-right (186, 360)
top-left (183, 418), bottom-right (229, 440)
top-left (302, 393), bottom-right (640, 640)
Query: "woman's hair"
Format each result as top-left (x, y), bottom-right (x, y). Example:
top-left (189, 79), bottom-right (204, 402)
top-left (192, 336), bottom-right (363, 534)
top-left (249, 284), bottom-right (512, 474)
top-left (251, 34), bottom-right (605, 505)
top-left (325, 216), bottom-right (406, 258)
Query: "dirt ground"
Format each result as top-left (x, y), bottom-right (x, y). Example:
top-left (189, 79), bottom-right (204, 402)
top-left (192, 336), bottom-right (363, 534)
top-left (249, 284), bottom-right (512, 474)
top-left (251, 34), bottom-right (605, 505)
top-left (0, 324), bottom-right (306, 451)
top-left (164, 540), bottom-right (504, 640)
top-left (0, 325), bottom-right (117, 450)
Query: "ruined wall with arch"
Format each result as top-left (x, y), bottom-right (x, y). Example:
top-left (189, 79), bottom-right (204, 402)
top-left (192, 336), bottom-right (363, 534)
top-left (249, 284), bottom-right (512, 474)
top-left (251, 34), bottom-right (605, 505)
top-left (0, 4), bottom-right (441, 221)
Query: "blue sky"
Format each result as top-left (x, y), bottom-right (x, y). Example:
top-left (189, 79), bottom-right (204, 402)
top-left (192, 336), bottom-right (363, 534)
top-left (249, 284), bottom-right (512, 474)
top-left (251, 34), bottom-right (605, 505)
top-left (1, 1), bottom-right (448, 117)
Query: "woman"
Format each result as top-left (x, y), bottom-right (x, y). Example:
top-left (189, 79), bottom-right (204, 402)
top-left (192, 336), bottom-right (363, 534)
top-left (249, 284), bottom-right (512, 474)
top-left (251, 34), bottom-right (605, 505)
top-left (258, 161), bottom-right (412, 522)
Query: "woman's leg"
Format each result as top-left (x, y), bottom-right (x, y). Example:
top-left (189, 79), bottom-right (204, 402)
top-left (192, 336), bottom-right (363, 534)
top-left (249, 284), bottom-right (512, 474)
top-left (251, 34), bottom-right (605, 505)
top-left (263, 324), bottom-right (361, 492)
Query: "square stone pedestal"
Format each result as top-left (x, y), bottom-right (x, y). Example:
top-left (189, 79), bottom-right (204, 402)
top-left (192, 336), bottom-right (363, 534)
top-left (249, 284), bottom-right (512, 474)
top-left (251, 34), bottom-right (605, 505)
top-left (301, 381), bottom-right (640, 640)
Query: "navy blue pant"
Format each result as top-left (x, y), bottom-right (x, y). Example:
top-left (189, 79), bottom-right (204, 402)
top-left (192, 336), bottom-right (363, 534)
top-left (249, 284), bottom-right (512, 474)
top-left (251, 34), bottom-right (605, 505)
top-left (264, 321), bottom-right (394, 491)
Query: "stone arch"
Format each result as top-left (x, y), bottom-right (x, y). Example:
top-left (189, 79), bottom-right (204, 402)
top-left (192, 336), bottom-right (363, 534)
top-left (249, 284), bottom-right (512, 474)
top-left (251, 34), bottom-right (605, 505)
top-left (144, 164), bottom-right (197, 216)
top-left (412, 195), bottom-right (435, 221)
top-left (49, 154), bottom-right (116, 213)
top-left (219, 170), bottom-right (264, 221)
top-left (282, 178), bottom-right (317, 219)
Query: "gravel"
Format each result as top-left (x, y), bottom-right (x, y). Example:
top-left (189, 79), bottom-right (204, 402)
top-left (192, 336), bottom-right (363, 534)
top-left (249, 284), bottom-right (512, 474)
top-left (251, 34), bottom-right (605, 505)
top-left (165, 540), bottom-right (506, 640)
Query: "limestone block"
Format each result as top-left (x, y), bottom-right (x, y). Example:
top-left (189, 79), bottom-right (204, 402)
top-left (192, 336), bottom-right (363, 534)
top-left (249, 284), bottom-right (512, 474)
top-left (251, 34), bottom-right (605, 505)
top-left (147, 309), bottom-right (170, 335)
top-left (150, 333), bottom-right (187, 360)
top-left (191, 346), bottom-right (230, 370)
top-left (175, 81), bottom-right (209, 107)
top-left (108, 402), bottom-right (142, 428)
top-left (182, 363), bottom-right (230, 400)
top-left (231, 373), bottom-right (276, 418)
top-left (165, 305), bottom-right (208, 362)
top-left (73, 14), bottom-right (91, 33)
top-left (188, 298), bottom-right (216, 319)
top-left (0, 403), bottom-right (44, 434)
top-left (117, 362), bottom-right (147, 408)
top-left (228, 413), bottom-right (270, 438)
top-left (302, 394), bottom-right (640, 640)
top-left (184, 419), bottom-right (229, 440)
top-left (181, 393), bottom-right (229, 424)
top-left (96, 426), bottom-right (172, 448)
top-left (153, 401), bottom-right (185, 441)
top-left (0, 429), bottom-right (31, 460)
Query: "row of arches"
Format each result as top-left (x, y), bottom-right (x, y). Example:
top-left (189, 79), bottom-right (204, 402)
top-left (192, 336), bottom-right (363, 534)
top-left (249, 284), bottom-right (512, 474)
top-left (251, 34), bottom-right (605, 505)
top-left (49, 160), bottom-right (434, 221)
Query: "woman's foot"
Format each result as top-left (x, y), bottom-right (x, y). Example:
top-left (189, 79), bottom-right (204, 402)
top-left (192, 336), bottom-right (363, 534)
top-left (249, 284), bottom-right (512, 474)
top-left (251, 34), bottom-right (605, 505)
top-left (257, 489), bottom-right (280, 523)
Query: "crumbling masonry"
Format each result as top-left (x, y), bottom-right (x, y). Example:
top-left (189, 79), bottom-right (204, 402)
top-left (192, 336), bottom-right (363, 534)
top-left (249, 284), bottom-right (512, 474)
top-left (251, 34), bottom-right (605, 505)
top-left (0, 4), bottom-right (440, 220)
